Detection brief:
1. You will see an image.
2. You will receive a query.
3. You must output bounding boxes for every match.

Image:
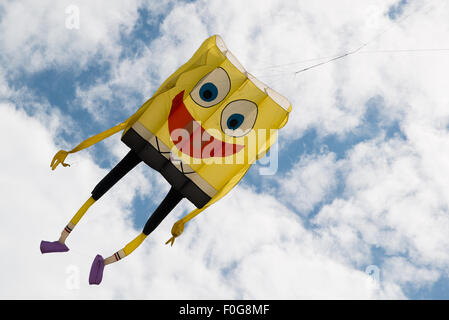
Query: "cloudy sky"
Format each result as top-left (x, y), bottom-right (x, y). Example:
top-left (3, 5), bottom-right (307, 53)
top-left (1, 0), bottom-right (449, 299)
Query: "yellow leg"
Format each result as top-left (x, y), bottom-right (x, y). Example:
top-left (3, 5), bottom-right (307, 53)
top-left (104, 233), bottom-right (147, 265)
top-left (58, 197), bottom-right (96, 243)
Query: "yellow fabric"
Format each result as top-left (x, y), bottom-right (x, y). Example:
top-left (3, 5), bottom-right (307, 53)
top-left (70, 197), bottom-right (95, 225)
top-left (50, 122), bottom-right (128, 170)
top-left (51, 35), bottom-right (291, 249)
top-left (123, 233), bottom-right (147, 256)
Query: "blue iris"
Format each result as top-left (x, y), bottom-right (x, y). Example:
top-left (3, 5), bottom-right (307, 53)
top-left (227, 113), bottom-right (244, 130)
top-left (199, 82), bottom-right (218, 102)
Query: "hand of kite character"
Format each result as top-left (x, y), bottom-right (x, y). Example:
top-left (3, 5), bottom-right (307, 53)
top-left (50, 150), bottom-right (70, 170)
top-left (165, 220), bottom-right (185, 247)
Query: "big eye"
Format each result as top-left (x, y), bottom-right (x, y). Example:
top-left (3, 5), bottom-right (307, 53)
top-left (199, 82), bottom-right (218, 102)
top-left (190, 67), bottom-right (231, 107)
top-left (221, 100), bottom-right (258, 137)
top-left (227, 113), bottom-right (244, 130)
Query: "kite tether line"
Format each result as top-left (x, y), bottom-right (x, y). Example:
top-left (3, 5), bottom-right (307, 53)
top-left (294, 43), bottom-right (369, 75)
top-left (292, 0), bottom-right (436, 75)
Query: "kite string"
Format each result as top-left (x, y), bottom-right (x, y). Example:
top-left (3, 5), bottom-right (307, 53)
top-left (255, 48), bottom-right (449, 80)
top-left (273, 0), bottom-right (437, 75)
top-left (294, 43), bottom-right (368, 74)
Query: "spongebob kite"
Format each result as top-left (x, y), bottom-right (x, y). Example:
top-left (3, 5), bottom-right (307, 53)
top-left (41, 35), bottom-right (291, 285)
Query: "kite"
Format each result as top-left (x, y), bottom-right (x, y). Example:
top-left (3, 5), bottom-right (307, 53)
top-left (40, 35), bottom-right (291, 285)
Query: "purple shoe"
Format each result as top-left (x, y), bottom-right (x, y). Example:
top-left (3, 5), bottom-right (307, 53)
top-left (89, 255), bottom-right (105, 285)
top-left (40, 240), bottom-right (69, 254)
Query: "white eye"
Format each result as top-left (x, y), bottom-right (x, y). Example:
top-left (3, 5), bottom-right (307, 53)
top-left (190, 68), bottom-right (231, 107)
top-left (221, 100), bottom-right (258, 137)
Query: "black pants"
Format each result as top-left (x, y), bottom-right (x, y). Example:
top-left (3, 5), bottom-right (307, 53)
top-left (91, 150), bottom-right (184, 236)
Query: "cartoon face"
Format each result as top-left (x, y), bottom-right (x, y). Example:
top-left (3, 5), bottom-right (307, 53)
top-left (126, 35), bottom-right (291, 194)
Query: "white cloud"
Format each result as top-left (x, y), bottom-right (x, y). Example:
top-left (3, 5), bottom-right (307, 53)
top-left (279, 152), bottom-right (338, 215)
top-left (74, 1), bottom-right (211, 122)
top-left (0, 0), bottom-right (144, 73)
top-left (313, 133), bottom-right (449, 285)
top-left (382, 257), bottom-right (440, 287)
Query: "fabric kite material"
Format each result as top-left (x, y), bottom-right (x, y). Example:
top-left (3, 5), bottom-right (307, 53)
top-left (41, 35), bottom-right (291, 285)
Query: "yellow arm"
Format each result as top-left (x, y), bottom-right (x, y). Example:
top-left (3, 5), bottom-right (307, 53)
top-left (165, 165), bottom-right (251, 246)
top-left (50, 121), bottom-right (128, 170)
top-left (50, 96), bottom-right (156, 171)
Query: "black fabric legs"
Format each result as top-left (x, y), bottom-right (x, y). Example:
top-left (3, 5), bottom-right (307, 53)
top-left (143, 187), bottom-right (184, 236)
top-left (91, 150), bottom-right (142, 201)
top-left (90, 149), bottom-right (183, 237)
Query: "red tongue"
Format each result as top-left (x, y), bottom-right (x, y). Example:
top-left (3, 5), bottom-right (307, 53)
top-left (168, 91), bottom-right (244, 159)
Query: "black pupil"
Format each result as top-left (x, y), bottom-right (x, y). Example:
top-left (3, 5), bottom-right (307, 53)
top-left (202, 90), bottom-right (212, 100)
top-left (229, 119), bottom-right (239, 128)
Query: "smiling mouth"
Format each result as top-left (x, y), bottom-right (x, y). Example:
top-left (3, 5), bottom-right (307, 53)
top-left (168, 91), bottom-right (244, 159)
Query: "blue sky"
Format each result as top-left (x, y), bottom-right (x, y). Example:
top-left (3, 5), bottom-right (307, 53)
top-left (1, 0), bottom-right (449, 299)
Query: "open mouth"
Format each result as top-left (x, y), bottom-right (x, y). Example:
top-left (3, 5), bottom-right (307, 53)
top-left (168, 91), bottom-right (244, 159)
